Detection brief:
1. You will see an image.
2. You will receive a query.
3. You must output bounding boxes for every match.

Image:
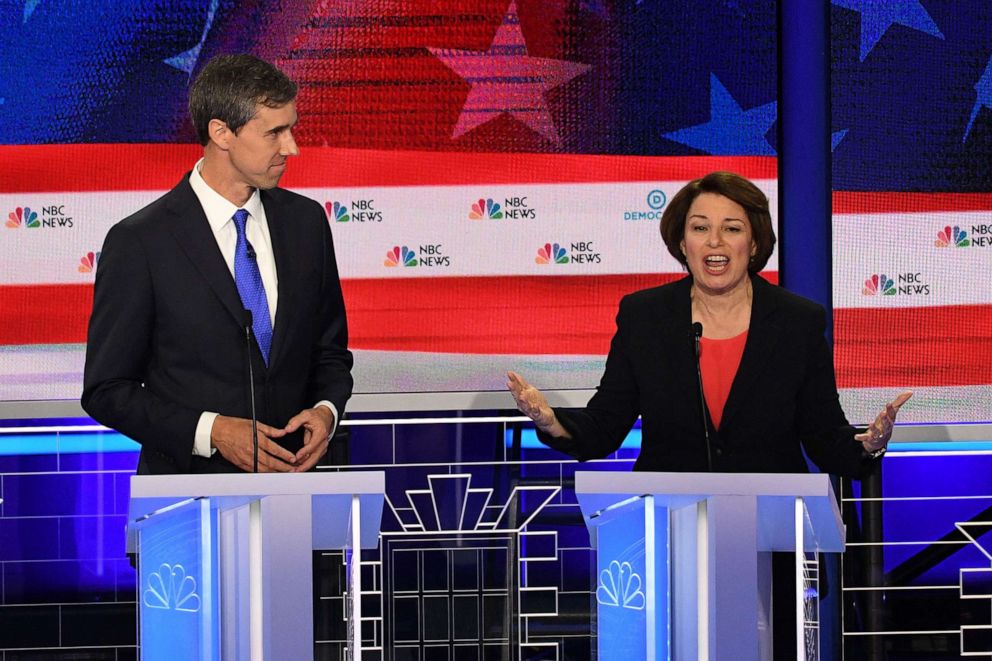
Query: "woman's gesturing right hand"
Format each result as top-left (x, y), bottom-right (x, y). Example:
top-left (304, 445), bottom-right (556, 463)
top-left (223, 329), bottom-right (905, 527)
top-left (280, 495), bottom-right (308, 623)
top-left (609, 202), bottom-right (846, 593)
top-left (507, 371), bottom-right (571, 438)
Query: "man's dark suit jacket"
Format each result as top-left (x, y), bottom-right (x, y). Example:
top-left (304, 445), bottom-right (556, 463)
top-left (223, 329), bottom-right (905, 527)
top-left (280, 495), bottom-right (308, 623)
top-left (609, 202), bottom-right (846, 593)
top-left (82, 175), bottom-right (354, 474)
top-left (542, 275), bottom-right (872, 479)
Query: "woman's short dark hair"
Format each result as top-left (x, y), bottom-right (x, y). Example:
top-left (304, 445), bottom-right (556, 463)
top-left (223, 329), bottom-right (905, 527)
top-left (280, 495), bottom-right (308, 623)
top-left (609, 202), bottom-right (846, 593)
top-left (188, 54), bottom-right (298, 146)
top-left (659, 171), bottom-right (776, 273)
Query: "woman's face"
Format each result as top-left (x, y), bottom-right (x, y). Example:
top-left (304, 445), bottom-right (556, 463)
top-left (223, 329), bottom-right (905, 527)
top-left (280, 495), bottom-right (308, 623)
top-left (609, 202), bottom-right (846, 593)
top-left (679, 192), bottom-right (757, 296)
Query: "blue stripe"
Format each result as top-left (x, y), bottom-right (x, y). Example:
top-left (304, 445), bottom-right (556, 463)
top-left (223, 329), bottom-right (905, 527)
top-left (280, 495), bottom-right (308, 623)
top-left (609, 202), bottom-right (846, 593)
top-left (888, 441), bottom-right (992, 453)
top-left (503, 430), bottom-right (992, 454)
top-left (0, 433), bottom-right (140, 456)
top-left (505, 428), bottom-right (642, 450)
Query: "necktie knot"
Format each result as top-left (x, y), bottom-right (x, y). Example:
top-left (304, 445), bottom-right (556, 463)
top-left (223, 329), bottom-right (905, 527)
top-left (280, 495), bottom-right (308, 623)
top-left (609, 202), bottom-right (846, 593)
top-left (231, 207), bottom-right (272, 366)
top-left (232, 209), bottom-right (250, 236)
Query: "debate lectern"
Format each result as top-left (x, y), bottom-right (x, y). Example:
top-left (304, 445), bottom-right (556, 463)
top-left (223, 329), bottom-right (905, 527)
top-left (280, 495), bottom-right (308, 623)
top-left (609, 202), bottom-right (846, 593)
top-left (576, 471), bottom-right (845, 661)
top-left (127, 471), bottom-right (385, 660)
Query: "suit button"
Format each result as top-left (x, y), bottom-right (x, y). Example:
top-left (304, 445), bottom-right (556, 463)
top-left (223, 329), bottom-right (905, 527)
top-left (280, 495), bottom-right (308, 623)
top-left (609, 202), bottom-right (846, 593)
top-left (714, 448), bottom-right (723, 457)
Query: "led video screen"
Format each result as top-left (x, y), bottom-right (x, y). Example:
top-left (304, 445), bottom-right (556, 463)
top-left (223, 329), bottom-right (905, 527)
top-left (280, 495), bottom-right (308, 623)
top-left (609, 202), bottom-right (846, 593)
top-left (831, 2), bottom-right (992, 425)
top-left (0, 1), bottom-right (779, 411)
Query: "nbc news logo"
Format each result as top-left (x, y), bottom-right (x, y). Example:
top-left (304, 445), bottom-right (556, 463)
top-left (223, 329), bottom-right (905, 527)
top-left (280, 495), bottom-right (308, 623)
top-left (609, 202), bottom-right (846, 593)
top-left (535, 241), bottom-right (601, 265)
top-left (6, 205), bottom-right (73, 229)
top-left (326, 200), bottom-right (382, 223)
top-left (469, 196), bottom-right (535, 220)
top-left (862, 273), bottom-right (929, 297)
top-left (384, 244), bottom-right (449, 268)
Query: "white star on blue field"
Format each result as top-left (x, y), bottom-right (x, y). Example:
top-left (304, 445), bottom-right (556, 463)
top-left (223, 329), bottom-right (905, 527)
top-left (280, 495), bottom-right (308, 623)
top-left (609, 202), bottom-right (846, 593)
top-left (832, 129), bottom-right (849, 151)
top-left (663, 73), bottom-right (777, 155)
top-left (23, 0), bottom-right (41, 22)
top-left (164, 0), bottom-right (220, 75)
top-left (964, 54), bottom-right (992, 142)
top-left (832, 0), bottom-right (944, 61)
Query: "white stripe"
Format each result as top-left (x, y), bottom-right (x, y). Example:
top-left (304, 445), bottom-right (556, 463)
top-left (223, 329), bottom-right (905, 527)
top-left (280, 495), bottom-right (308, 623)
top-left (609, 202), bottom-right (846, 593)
top-left (839, 385), bottom-right (992, 426)
top-left (0, 179), bottom-right (778, 283)
top-left (833, 210), bottom-right (992, 308)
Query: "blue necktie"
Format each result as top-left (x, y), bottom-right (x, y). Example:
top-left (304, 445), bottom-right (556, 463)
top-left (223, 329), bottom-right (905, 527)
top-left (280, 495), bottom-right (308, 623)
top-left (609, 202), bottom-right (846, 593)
top-left (232, 209), bottom-right (273, 365)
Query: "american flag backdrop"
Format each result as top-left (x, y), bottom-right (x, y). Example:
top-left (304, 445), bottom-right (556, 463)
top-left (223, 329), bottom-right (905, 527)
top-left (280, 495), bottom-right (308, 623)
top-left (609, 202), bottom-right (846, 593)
top-left (3, 2), bottom-right (986, 419)
top-left (830, 1), bottom-right (992, 425)
top-left (0, 0), bottom-right (781, 407)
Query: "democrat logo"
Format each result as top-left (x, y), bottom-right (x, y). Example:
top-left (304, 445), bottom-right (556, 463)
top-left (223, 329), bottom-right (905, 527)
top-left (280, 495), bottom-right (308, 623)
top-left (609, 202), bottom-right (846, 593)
top-left (6, 207), bottom-right (39, 228)
top-left (78, 251), bottom-right (101, 273)
top-left (647, 189), bottom-right (666, 210)
top-left (935, 225), bottom-right (969, 248)
top-left (623, 189), bottom-right (667, 221)
top-left (325, 201), bottom-right (350, 223)
top-left (536, 243), bottom-right (569, 264)
top-left (384, 245), bottom-right (417, 267)
top-left (469, 198), bottom-right (503, 220)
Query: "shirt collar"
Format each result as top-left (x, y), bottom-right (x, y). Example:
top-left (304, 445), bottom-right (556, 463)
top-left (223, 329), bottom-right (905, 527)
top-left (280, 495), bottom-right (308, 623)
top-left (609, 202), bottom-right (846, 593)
top-left (189, 158), bottom-right (264, 232)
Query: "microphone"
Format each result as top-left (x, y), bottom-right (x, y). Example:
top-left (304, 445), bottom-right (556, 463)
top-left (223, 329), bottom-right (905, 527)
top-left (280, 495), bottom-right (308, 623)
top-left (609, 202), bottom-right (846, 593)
top-left (246, 240), bottom-right (257, 260)
top-left (691, 322), bottom-right (713, 471)
top-left (243, 309), bottom-right (259, 473)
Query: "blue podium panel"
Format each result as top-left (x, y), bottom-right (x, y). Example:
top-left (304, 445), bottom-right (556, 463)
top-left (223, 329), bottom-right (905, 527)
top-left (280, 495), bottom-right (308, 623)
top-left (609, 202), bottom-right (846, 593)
top-left (594, 496), bottom-right (668, 660)
top-left (578, 472), bottom-right (845, 661)
top-left (138, 498), bottom-right (219, 661)
top-left (128, 472), bottom-right (385, 660)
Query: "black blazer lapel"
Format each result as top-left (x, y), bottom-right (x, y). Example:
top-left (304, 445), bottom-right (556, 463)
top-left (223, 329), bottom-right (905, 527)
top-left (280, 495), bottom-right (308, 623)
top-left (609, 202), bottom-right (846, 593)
top-left (166, 177), bottom-right (246, 329)
top-left (720, 275), bottom-right (783, 431)
top-left (659, 277), bottom-right (701, 410)
top-left (262, 191), bottom-right (298, 370)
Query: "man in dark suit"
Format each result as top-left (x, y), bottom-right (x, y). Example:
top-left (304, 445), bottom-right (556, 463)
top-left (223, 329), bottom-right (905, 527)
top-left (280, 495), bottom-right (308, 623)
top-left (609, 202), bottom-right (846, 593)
top-left (82, 54), bottom-right (353, 474)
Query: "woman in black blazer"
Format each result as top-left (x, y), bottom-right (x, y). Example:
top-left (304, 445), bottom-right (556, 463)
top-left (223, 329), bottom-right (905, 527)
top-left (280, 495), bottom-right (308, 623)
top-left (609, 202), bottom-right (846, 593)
top-left (508, 171), bottom-right (910, 479)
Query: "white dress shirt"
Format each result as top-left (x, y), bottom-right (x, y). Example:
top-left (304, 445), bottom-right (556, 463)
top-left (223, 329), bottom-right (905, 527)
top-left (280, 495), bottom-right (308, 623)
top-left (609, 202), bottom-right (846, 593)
top-left (187, 160), bottom-right (337, 458)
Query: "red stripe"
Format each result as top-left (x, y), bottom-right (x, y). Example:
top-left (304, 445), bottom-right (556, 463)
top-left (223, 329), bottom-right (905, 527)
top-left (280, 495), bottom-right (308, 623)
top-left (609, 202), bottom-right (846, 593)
top-left (9, 276), bottom-right (992, 390)
top-left (834, 305), bottom-right (992, 388)
top-left (833, 192), bottom-right (992, 214)
top-left (341, 274), bottom-right (681, 354)
top-left (0, 145), bottom-right (776, 192)
top-left (1, 274), bottom-right (783, 352)
top-left (0, 284), bottom-right (94, 345)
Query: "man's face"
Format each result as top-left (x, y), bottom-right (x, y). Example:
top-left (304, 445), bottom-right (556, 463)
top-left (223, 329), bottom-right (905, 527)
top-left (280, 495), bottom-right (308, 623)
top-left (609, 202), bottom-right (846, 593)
top-left (225, 101), bottom-right (299, 190)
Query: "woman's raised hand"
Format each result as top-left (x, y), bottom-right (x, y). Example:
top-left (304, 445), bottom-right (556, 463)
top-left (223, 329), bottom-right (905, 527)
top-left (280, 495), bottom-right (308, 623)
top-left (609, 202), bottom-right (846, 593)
top-left (855, 390), bottom-right (913, 454)
top-left (507, 371), bottom-right (570, 438)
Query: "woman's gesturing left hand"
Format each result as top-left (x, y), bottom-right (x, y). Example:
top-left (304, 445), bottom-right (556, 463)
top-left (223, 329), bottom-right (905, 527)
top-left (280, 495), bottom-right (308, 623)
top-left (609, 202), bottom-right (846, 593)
top-left (854, 390), bottom-right (913, 454)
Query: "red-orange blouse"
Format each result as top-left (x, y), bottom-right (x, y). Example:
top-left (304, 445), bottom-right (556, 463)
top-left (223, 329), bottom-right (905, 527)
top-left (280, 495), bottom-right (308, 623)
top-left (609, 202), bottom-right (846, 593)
top-left (699, 330), bottom-right (748, 430)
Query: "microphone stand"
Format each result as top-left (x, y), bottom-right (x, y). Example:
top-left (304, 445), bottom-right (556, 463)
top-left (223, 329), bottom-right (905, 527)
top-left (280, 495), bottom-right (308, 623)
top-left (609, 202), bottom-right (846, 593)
top-left (692, 322), bottom-right (714, 471)
top-left (243, 310), bottom-right (259, 473)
